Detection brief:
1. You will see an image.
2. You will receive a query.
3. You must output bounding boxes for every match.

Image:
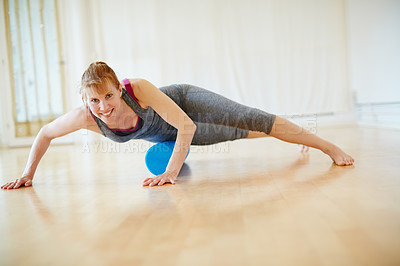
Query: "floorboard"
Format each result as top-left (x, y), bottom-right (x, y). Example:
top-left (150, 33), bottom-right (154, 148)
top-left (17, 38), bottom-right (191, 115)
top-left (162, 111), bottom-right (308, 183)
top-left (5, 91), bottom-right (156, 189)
top-left (1, 126), bottom-right (399, 266)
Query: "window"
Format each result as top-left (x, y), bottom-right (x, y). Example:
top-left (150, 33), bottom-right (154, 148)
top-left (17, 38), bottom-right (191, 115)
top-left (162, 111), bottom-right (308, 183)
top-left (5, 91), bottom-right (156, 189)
top-left (4, 0), bottom-right (64, 137)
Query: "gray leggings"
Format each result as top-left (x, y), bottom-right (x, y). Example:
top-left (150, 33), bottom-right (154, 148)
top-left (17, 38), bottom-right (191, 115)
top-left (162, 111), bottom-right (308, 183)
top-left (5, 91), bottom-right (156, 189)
top-left (165, 84), bottom-right (276, 145)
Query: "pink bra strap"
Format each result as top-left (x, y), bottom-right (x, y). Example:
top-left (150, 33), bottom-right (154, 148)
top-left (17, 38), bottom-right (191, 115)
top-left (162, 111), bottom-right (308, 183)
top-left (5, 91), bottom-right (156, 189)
top-left (122, 78), bottom-right (139, 103)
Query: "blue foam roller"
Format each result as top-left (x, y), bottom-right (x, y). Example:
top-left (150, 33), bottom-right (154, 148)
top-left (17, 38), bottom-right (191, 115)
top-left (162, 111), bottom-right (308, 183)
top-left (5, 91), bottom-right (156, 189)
top-left (145, 141), bottom-right (189, 175)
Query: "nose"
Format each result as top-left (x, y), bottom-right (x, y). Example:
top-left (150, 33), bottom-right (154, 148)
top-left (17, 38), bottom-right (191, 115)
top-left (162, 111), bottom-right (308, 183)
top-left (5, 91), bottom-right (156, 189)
top-left (98, 101), bottom-right (107, 111)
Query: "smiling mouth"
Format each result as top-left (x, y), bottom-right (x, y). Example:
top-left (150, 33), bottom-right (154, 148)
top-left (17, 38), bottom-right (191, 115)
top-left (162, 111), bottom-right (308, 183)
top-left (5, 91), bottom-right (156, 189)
top-left (101, 109), bottom-right (114, 117)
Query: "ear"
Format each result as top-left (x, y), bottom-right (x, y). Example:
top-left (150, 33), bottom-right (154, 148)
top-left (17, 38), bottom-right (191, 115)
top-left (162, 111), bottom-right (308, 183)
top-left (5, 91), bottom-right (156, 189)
top-left (118, 84), bottom-right (123, 97)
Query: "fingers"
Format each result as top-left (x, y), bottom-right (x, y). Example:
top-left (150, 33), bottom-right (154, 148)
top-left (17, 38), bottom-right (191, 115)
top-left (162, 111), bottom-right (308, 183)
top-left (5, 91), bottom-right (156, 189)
top-left (142, 178), bottom-right (154, 186)
top-left (142, 177), bottom-right (159, 187)
top-left (156, 178), bottom-right (175, 186)
top-left (2, 181), bottom-right (17, 190)
top-left (1, 182), bottom-right (11, 189)
top-left (13, 179), bottom-right (24, 189)
top-left (143, 178), bottom-right (152, 183)
top-left (158, 179), bottom-right (166, 186)
top-left (1, 178), bottom-right (32, 190)
top-left (142, 176), bottom-right (176, 187)
top-left (149, 178), bottom-right (160, 187)
top-left (3, 182), bottom-right (15, 189)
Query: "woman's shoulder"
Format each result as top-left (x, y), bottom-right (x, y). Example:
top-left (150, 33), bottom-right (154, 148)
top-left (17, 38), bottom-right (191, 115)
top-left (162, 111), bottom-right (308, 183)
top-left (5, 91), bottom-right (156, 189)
top-left (125, 78), bottom-right (143, 84)
top-left (70, 105), bottom-right (91, 117)
top-left (67, 106), bottom-right (98, 128)
top-left (124, 78), bottom-right (149, 89)
top-left (123, 78), bottom-right (149, 109)
top-left (71, 106), bottom-right (103, 133)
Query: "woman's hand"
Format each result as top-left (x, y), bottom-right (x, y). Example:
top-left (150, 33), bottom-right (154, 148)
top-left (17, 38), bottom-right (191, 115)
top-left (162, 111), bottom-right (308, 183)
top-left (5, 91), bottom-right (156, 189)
top-left (1, 176), bottom-right (33, 190)
top-left (142, 170), bottom-right (178, 187)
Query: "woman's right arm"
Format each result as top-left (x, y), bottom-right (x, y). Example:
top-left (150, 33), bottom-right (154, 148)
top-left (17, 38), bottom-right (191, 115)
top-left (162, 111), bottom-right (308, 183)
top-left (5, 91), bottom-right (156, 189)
top-left (1, 106), bottom-right (89, 190)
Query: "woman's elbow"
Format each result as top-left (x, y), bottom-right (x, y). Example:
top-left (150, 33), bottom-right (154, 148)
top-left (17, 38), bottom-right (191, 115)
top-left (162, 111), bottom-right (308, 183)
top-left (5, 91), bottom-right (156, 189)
top-left (188, 122), bottom-right (197, 134)
top-left (38, 124), bottom-right (55, 141)
top-left (180, 122), bottom-right (197, 135)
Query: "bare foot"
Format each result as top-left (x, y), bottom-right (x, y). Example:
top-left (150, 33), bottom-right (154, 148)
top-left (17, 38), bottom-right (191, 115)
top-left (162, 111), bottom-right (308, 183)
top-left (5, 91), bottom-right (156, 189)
top-left (323, 144), bottom-right (355, 166)
top-left (298, 144), bottom-right (309, 153)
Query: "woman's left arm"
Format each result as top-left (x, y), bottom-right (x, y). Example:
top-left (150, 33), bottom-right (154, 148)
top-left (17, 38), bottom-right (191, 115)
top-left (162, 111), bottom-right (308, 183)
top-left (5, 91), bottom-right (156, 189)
top-left (132, 79), bottom-right (197, 187)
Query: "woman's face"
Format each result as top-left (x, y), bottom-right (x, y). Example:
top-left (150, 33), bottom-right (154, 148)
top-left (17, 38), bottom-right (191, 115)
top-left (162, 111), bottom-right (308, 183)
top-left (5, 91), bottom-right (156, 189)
top-left (85, 83), bottom-right (123, 124)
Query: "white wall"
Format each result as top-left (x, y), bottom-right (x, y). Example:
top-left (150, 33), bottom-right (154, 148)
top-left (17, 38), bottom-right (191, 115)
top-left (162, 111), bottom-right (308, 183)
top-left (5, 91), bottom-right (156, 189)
top-left (2, 0), bottom-right (400, 147)
top-left (346, 0), bottom-right (400, 104)
top-left (346, 0), bottom-right (400, 129)
top-left (59, 0), bottom-right (352, 115)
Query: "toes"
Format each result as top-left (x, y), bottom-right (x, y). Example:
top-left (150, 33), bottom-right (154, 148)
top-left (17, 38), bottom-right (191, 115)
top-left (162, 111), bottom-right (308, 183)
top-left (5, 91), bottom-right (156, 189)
top-left (346, 157), bottom-right (354, 165)
top-left (335, 156), bottom-right (355, 166)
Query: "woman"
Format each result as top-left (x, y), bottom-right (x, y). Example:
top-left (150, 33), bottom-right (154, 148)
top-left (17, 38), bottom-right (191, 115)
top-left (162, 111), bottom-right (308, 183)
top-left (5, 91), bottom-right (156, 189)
top-left (1, 62), bottom-right (354, 189)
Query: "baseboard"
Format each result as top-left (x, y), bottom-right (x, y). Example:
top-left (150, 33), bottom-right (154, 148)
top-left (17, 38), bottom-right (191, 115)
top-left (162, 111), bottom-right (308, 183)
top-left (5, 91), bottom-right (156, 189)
top-left (281, 112), bottom-right (358, 134)
top-left (5, 134), bottom-right (74, 148)
top-left (356, 102), bottom-right (400, 130)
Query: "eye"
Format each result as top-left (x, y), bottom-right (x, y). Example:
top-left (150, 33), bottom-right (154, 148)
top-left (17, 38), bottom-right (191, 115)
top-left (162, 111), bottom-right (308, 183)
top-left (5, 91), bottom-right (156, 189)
top-left (106, 94), bottom-right (113, 99)
top-left (91, 99), bottom-right (99, 103)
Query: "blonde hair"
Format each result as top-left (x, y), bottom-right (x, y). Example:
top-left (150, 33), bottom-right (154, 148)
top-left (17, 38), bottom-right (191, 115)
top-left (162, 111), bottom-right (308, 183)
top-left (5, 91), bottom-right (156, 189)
top-left (80, 61), bottom-right (120, 102)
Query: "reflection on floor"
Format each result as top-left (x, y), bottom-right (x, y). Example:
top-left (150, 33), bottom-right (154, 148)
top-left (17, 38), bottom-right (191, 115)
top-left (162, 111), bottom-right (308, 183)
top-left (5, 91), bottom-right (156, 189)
top-left (1, 126), bottom-right (399, 266)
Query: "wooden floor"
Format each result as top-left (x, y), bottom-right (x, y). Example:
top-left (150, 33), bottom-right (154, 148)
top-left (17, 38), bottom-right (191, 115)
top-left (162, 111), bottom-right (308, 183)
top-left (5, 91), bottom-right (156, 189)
top-left (1, 125), bottom-right (399, 266)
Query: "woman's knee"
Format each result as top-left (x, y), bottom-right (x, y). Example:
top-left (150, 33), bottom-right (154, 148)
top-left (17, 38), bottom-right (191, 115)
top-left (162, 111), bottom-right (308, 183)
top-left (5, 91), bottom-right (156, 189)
top-left (246, 130), bottom-right (270, 139)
